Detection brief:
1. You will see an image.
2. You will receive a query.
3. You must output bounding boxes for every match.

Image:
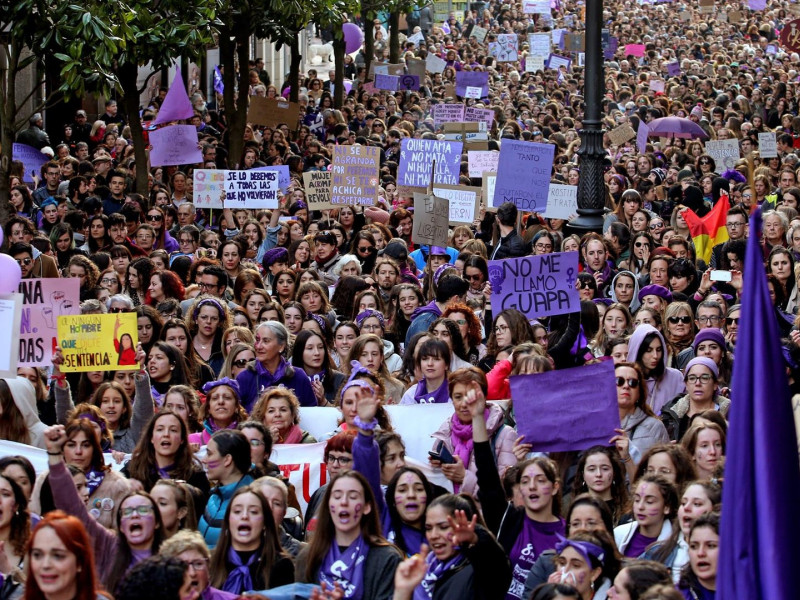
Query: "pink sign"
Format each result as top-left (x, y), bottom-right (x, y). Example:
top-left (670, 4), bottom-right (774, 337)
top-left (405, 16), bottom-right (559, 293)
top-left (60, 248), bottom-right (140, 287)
top-left (624, 44), bottom-right (646, 57)
top-left (18, 278), bottom-right (80, 367)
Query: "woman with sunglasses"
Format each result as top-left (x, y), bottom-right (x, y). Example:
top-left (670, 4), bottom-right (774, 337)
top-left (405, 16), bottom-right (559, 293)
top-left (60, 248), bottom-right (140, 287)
top-left (663, 302), bottom-right (696, 367)
top-left (620, 232), bottom-right (655, 277)
top-left (145, 206), bottom-right (179, 253)
top-left (627, 324), bottom-right (685, 414)
top-left (350, 230), bottom-right (378, 275)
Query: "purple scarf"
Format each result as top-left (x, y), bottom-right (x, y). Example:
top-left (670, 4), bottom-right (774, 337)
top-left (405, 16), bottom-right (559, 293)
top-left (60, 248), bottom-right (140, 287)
top-left (449, 410), bottom-right (489, 492)
top-left (156, 463), bottom-right (175, 479)
top-left (84, 467), bottom-right (106, 496)
top-left (129, 548), bottom-right (151, 569)
top-left (221, 547), bottom-right (258, 594)
top-left (507, 517), bottom-right (565, 600)
top-left (413, 379), bottom-right (450, 404)
top-left (256, 356), bottom-right (289, 393)
top-left (412, 552), bottom-right (466, 600)
top-left (318, 535), bottom-right (369, 599)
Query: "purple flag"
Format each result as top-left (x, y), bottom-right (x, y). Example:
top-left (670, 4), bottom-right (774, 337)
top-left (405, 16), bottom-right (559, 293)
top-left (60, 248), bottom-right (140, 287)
top-left (637, 122), bottom-right (649, 154)
top-left (748, 0), bottom-right (766, 9)
top-left (154, 66), bottom-right (194, 125)
top-left (213, 65), bottom-right (224, 95)
top-left (718, 209), bottom-right (800, 600)
top-left (510, 361), bottom-right (619, 452)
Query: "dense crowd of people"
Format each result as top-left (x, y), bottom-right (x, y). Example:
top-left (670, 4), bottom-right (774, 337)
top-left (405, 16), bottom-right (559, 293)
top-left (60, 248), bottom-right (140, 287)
top-left (3, 0), bottom-right (799, 599)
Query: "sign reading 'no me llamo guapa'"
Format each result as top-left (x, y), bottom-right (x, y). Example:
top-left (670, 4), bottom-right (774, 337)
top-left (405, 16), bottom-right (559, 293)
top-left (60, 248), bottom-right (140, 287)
top-left (488, 251), bottom-right (580, 319)
top-left (493, 139), bottom-right (555, 210)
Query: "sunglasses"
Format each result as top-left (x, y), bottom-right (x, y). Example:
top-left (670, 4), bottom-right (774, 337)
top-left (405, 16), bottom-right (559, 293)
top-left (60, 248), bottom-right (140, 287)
top-left (465, 273), bottom-right (483, 281)
top-left (726, 317), bottom-right (740, 325)
top-left (649, 222), bottom-right (664, 229)
top-left (615, 377), bottom-right (639, 388)
top-left (147, 214), bottom-right (163, 222)
top-left (233, 358), bottom-right (253, 368)
top-left (668, 315), bottom-right (692, 324)
top-left (15, 258), bottom-right (32, 266)
top-left (634, 242), bottom-right (649, 248)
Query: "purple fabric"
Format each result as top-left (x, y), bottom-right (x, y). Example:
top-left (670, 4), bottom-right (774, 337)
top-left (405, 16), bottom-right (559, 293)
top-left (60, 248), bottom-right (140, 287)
top-left (410, 300), bottom-right (442, 321)
top-left (202, 587), bottom-right (239, 600)
top-left (625, 529), bottom-right (657, 558)
top-left (507, 518), bottom-right (565, 600)
top-left (84, 467), bottom-right (106, 496)
top-left (221, 546), bottom-right (257, 594)
top-left (319, 535), bottom-right (369, 599)
top-left (449, 409), bottom-right (489, 492)
top-left (413, 378), bottom-right (450, 404)
top-left (718, 208), bottom-right (800, 600)
top-left (412, 552), bottom-right (466, 600)
top-left (129, 548), bottom-right (151, 569)
top-left (156, 463), bottom-right (174, 479)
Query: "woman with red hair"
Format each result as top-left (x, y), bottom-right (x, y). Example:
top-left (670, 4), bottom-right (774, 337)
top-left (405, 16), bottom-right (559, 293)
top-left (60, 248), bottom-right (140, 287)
top-left (25, 510), bottom-right (108, 600)
top-left (146, 270), bottom-right (185, 306)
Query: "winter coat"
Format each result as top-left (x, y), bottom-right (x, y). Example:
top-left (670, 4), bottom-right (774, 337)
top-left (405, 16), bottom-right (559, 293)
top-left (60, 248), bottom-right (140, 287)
top-left (383, 339), bottom-right (403, 373)
top-left (198, 474), bottom-right (254, 549)
top-left (627, 325), bottom-right (686, 414)
top-left (2, 377), bottom-right (47, 448)
top-left (621, 407), bottom-right (671, 462)
top-left (235, 358), bottom-right (316, 411)
top-left (490, 230), bottom-right (528, 260)
top-left (661, 394), bottom-right (731, 441)
top-left (614, 519), bottom-right (674, 557)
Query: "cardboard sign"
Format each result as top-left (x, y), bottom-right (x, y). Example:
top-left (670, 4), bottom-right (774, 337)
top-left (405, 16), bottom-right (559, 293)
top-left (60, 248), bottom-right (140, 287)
top-left (433, 104), bottom-right (466, 128)
top-left (544, 184), bottom-right (578, 220)
top-left (224, 169), bottom-right (280, 209)
top-left (18, 279), bottom-right (80, 368)
top-left (425, 54), bottom-right (447, 73)
top-left (488, 251), bottom-right (580, 318)
top-left (0, 294), bottom-right (23, 378)
top-left (149, 125), bottom-right (203, 166)
top-left (57, 313), bottom-right (139, 373)
top-left (705, 139), bottom-right (741, 172)
top-left (565, 33), bottom-right (585, 52)
top-left (406, 58), bottom-right (427, 79)
top-left (699, 0), bottom-right (715, 13)
top-left (493, 140), bottom-right (555, 210)
top-left (468, 151), bottom-right (500, 178)
top-left (13, 143), bottom-right (49, 183)
top-left (470, 26), bottom-right (488, 43)
top-left (455, 71), bottom-right (489, 98)
top-left (412, 193), bottom-right (450, 247)
top-left (465, 107), bottom-right (495, 128)
top-left (330, 145), bottom-right (380, 206)
top-left (193, 169), bottom-right (226, 209)
top-left (375, 73), bottom-right (399, 91)
top-left (607, 123), bottom-right (637, 146)
top-left (398, 139), bottom-right (463, 188)
top-left (247, 97), bottom-right (302, 128)
top-left (433, 184), bottom-right (481, 224)
top-left (303, 170), bottom-right (334, 210)
top-left (759, 132), bottom-right (778, 158)
top-left (511, 361), bottom-right (620, 451)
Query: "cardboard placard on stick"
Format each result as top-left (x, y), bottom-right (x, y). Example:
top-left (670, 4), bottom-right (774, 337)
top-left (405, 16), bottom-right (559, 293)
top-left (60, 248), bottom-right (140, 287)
top-left (247, 97), bottom-right (302, 128)
top-left (607, 123), bottom-right (637, 146)
top-left (303, 170), bottom-right (334, 210)
top-left (432, 183), bottom-right (481, 225)
top-left (413, 192), bottom-right (450, 247)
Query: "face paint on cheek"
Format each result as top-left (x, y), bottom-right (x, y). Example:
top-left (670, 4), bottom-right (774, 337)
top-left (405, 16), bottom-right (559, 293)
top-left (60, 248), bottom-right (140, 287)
top-left (206, 459), bottom-right (221, 470)
top-left (354, 503), bottom-right (362, 516)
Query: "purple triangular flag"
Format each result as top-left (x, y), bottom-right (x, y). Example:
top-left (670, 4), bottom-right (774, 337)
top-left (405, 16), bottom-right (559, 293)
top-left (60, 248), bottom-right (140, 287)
top-left (153, 66), bottom-right (194, 125)
top-left (637, 122), bottom-right (649, 154)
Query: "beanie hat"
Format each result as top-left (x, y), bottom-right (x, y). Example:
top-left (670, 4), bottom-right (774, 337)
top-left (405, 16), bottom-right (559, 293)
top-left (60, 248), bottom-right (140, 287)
top-left (692, 328), bottom-right (726, 353)
top-left (638, 284), bottom-right (672, 303)
top-left (262, 247), bottom-right (289, 267)
top-left (690, 105), bottom-right (704, 119)
top-left (684, 356), bottom-right (720, 379)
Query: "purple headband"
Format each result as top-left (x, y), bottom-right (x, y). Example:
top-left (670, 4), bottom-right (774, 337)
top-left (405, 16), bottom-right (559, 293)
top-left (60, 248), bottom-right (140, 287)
top-left (554, 536), bottom-right (606, 567)
top-left (355, 309), bottom-right (385, 329)
top-left (434, 263), bottom-right (456, 287)
top-left (77, 413), bottom-right (107, 433)
top-left (202, 377), bottom-right (241, 399)
top-left (192, 297), bottom-right (225, 320)
top-left (340, 360), bottom-right (374, 400)
top-left (307, 312), bottom-right (327, 331)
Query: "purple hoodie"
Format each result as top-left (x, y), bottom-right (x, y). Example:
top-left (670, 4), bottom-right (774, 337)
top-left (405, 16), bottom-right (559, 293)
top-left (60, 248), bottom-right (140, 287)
top-left (626, 324), bottom-right (686, 414)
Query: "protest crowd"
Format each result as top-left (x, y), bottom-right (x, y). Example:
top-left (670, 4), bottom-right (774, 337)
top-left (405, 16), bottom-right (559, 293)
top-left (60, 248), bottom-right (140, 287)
top-left (3, 0), bottom-right (800, 599)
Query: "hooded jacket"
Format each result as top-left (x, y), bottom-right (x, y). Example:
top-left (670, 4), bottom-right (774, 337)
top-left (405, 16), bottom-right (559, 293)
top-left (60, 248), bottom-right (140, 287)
top-left (661, 393), bottom-right (731, 441)
top-left (4, 377), bottom-right (47, 449)
top-left (627, 325), bottom-right (686, 414)
top-left (382, 339), bottom-right (403, 373)
top-left (610, 270), bottom-right (641, 313)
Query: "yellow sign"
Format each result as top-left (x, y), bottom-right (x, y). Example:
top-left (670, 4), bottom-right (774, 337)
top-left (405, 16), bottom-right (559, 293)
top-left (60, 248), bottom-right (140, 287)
top-left (57, 313), bottom-right (139, 372)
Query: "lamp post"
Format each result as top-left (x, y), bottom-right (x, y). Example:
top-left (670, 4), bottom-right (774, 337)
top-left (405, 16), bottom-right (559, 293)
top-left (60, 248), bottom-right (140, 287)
top-left (570, 0), bottom-right (606, 233)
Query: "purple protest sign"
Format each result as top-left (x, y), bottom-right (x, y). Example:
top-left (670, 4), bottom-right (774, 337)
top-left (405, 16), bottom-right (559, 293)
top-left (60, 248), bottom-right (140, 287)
top-left (18, 278), bottom-right (80, 367)
top-left (667, 62), bottom-right (681, 77)
top-left (488, 251), bottom-right (580, 319)
top-left (252, 165), bottom-right (290, 192)
top-left (375, 73), bottom-right (399, 91)
top-left (433, 104), bottom-right (465, 128)
top-left (398, 74), bottom-right (420, 91)
top-left (153, 66), bottom-right (194, 125)
top-left (330, 145), bottom-right (381, 206)
top-left (637, 122), bottom-right (649, 154)
top-left (455, 71), bottom-right (489, 97)
top-left (493, 139), bottom-right (554, 210)
top-left (13, 143), bottom-right (49, 183)
top-left (149, 125), bottom-right (203, 166)
top-left (398, 139), bottom-right (463, 188)
top-left (748, 0), bottom-right (766, 9)
top-left (604, 36), bottom-right (618, 60)
top-left (510, 361), bottom-right (620, 452)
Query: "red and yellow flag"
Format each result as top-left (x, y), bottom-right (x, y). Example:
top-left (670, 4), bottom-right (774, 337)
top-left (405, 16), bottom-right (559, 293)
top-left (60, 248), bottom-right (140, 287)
top-left (683, 192), bottom-right (730, 264)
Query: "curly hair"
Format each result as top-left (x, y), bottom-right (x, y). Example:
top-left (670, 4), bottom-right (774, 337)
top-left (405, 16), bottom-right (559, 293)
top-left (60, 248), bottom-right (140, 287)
top-left (442, 302), bottom-right (483, 348)
top-left (251, 387), bottom-right (302, 427)
top-left (68, 254), bottom-right (101, 289)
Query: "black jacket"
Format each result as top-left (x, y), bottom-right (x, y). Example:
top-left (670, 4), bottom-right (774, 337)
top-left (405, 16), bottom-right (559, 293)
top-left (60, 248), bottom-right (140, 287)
top-left (490, 230), bottom-right (528, 261)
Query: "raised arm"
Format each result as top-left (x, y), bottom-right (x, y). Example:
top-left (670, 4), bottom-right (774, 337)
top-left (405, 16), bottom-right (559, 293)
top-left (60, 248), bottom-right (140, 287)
top-left (129, 344), bottom-right (154, 442)
top-left (51, 350), bottom-right (74, 425)
top-left (350, 386), bottom-right (386, 518)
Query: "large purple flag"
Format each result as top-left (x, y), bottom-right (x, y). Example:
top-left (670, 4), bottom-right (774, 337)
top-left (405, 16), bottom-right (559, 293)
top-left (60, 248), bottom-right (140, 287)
top-left (154, 66), bottom-right (194, 125)
top-left (718, 209), bottom-right (800, 599)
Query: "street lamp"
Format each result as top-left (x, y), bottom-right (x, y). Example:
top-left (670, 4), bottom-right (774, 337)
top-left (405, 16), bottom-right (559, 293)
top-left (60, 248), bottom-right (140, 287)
top-left (570, 0), bottom-right (606, 233)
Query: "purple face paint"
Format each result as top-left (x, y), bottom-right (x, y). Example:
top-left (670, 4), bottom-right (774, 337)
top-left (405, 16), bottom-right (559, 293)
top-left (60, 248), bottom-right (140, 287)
top-left (206, 459), bottom-right (221, 470)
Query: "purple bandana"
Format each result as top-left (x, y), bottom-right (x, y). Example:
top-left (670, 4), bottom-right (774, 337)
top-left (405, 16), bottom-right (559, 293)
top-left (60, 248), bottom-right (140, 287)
top-left (84, 467), bottom-right (106, 496)
top-left (507, 517), bottom-right (565, 600)
top-left (319, 535), bottom-right (369, 599)
top-left (413, 378), bottom-right (450, 404)
top-left (221, 546), bottom-right (258, 594)
top-left (412, 551), bottom-right (466, 600)
top-left (255, 356), bottom-right (289, 394)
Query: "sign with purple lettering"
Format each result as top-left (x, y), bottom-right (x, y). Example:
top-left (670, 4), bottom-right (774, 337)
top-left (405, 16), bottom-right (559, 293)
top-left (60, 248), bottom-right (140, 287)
top-left (253, 165), bottom-right (290, 192)
top-left (375, 73), bottom-right (399, 91)
top-left (667, 62), bottom-right (681, 77)
top-left (330, 145), bottom-right (380, 206)
top-left (398, 139), bottom-right (463, 188)
top-left (465, 106), bottom-right (495, 128)
top-left (149, 125), bottom-right (203, 166)
top-left (455, 71), bottom-right (489, 98)
top-left (510, 361), bottom-right (620, 452)
top-left (13, 143), bottom-right (49, 183)
top-left (433, 104), bottom-right (465, 128)
top-left (493, 139), bottom-right (554, 210)
top-left (18, 278), bottom-right (80, 367)
top-left (488, 251), bottom-right (579, 319)
top-left (224, 169), bottom-right (280, 209)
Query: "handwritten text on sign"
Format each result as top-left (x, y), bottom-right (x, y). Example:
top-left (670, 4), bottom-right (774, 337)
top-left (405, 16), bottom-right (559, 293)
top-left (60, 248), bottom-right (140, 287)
top-left (398, 139), bottom-right (463, 188)
top-left (224, 169), bottom-right (279, 209)
top-left (488, 251), bottom-right (580, 318)
top-left (493, 140), bottom-right (555, 209)
top-left (330, 145), bottom-right (380, 206)
top-left (193, 169), bottom-right (225, 209)
top-left (412, 193), bottom-right (450, 247)
top-left (18, 278), bottom-right (80, 367)
top-left (303, 170), bottom-right (333, 210)
top-left (544, 184), bottom-right (578, 219)
top-left (433, 185), bottom-right (480, 224)
top-left (57, 313), bottom-right (139, 372)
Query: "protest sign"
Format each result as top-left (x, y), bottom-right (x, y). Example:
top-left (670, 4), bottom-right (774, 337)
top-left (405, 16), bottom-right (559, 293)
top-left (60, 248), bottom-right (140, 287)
top-left (425, 53), bottom-right (447, 73)
top-left (330, 145), bottom-right (380, 206)
top-left (699, 0), bottom-right (715, 12)
top-left (406, 58), bottom-right (427, 79)
top-left (432, 184), bottom-right (481, 224)
top-left (464, 106), bottom-right (495, 128)
top-left (488, 251), bottom-right (580, 318)
top-left (455, 71), bottom-right (489, 97)
top-left (523, 0), bottom-right (550, 13)
top-left (510, 361), bottom-right (620, 452)
top-left (398, 75), bottom-right (420, 91)
top-left (386, 63), bottom-right (405, 76)
top-left (544, 184), bottom-right (578, 220)
top-left (637, 122), bottom-right (649, 154)
top-left (193, 169), bottom-right (226, 209)
top-left (759, 132), bottom-right (778, 158)
top-left (526, 56), bottom-right (545, 72)
top-left (0, 294), bottom-right (22, 378)
top-left (607, 123), bottom-right (636, 146)
top-left (483, 172), bottom-right (497, 208)
top-left (624, 44), bottom-right (646, 57)
top-left (18, 279), bottom-right (79, 367)
top-left (433, 104), bottom-right (465, 128)
top-left (57, 313), bottom-right (139, 373)
top-left (398, 139), bottom-right (463, 188)
top-left (552, 28), bottom-right (565, 47)
top-left (468, 151), bottom-right (500, 178)
top-left (649, 80), bottom-right (665, 93)
top-left (547, 54), bottom-right (571, 71)
top-left (253, 165), bottom-right (290, 193)
top-left (729, 9), bottom-right (743, 22)
top-left (407, 31), bottom-right (425, 45)
top-left (493, 140), bottom-right (555, 210)
top-left (565, 33), bottom-right (585, 52)
top-left (528, 33), bottom-right (551, 56)
top-left (413, 193), bottom-right (450, 247)
top-left (666, 62), bottom-right (681, 77)
top-left (149, 125), bottom-right (203, 166)
top-left (303, 171), bottom-right (334, 210)
top-left (375, 73), bottom-right (399, 91)
top-left (13, 143), bottom-right (49, 183)
top-left (246, 97), bottom-right (302, 128)
top-left (705, 139), bottom-right (741, 172)
top-left (470, 26), bottom-right (488, 43)
top-left (489, 34), bottom-right (519, 62)
top-left (224, 169), bottom-right (280, 209)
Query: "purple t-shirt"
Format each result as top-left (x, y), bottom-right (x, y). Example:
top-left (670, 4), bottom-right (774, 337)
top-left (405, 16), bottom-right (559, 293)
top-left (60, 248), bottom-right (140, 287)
top-left (625, 528), bottom-right (658, 558)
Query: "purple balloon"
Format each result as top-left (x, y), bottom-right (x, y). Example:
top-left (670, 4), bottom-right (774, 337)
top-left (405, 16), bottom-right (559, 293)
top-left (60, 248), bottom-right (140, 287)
top-left (0, 254), bottom-right (21, 293)
top-left (344, 80), bottom-right (353, 94)
top-left (343, 23), bottom-right (364, 54)
top-left (0, 227), bottom-right (3, 247)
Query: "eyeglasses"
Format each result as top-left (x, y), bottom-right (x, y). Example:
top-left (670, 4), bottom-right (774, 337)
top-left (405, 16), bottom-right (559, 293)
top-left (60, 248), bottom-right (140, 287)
top-left (357, 245), bottom-right (375, 253)
top-left (180, 238), bottom-right (195, 244)
top-left (15, 258), bottom-right (32, 266)
top-left (494, 324), bottom-right (509, 334)
top-left (233, 358), bottom-right (253, 368)
top-left (147, 214), bottom-right (163, 222)
top-left (700, 160), bottom-right (711, 165)
top-left (101, 278), bottom-right (118, 286)
top-left (726, 317), bottom-right (740, 325)
top-left (615, 377), bottom-right (639, 388)
top-left (726, 222), bottom-right (744, 229)
top-left (534, 243), bottom-right (553, 251)
top-left (696, 315), bottom-right (721, 324)
top-left (184, 559), bottom-right (209, 572)
top-left (668, 316), bottom-right (692, 324)
top-left (109, 307), bottom-right (127, 313)
top-left (198, 282), bottom-right (218, 290)
top-left (686, 373), bottom-right (714, 384)
top-left (248, 439), bottom-right (264, 447)
top-left (453, 319), bottom-right (467, 326)
top-left (121, 505), bottom-right (155, 518)
top-left (327, 455), bottom-right (353, 465)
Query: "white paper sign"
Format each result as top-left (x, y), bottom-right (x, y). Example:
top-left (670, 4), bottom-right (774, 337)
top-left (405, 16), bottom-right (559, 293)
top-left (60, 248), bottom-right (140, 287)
top-left (426, 54), bottom-right (447, 74)
top-left (649, 80), bottom-right (665, 93)
top-left (465, 86), bottom-right (482, 98)
top-left (545, 184), bottom-right (579, 219)
top-left (526, 56), bottom-right (545, 72)
top-left (523, 0), bottom-right (551, 13)
top-left (484, 172), bottom-right (497, 207)
top-left (705, 138), bottom-right (741, 172)
top-left (759, 132), bottom-right (778, 158)
top-left (433, 186), bottom-right (480, 224)
top-left (528, 33), bottom-right (551, 57)
top-left (407, 31), bottom-right (425, 45)
top-left (224, 169), bottom-right (280, 209)
top-left (193, 169), bottom-right (226, 209)
top-left (0, 294), bottom-right (22, 377)
top-left (468, 151), bottom-right (500, 178)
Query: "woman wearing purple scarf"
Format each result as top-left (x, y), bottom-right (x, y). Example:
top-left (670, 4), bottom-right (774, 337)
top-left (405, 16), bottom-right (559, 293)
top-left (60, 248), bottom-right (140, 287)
top-left (399, 338), bottom-right (452, 405)
top-left (391, 494), bottom-right (512, 600)
top-left (295, 470), bottom-right (401, 600)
